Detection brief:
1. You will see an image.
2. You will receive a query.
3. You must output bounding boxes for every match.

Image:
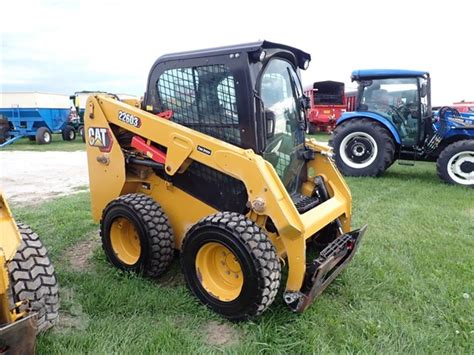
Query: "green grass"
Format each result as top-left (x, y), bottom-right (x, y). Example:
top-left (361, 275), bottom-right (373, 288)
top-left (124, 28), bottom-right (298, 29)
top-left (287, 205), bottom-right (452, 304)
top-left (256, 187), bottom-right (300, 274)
top-left (12, 162), bottom-right (474, 353)
top-left (2, 134), bottom-right (85, 151)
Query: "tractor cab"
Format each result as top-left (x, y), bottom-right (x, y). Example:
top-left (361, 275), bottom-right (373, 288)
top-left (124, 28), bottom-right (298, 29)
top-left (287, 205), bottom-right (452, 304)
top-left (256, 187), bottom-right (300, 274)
top-left (332, 69), bottom-right (474, 186)
top-left (351, 69), bottom-right (431, 149)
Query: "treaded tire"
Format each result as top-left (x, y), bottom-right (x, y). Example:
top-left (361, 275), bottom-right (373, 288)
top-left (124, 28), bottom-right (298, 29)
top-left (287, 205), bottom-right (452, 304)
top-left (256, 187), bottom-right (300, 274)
top-left (78, 126), bottom-right (85, 143)
top-left (62, 126), bottom-right (76, 141)
top-left (100, 193), bottom-right (175, 278)
top-left (181, 212), bottom-right (281, 321)
top-left (35, 127), bottom-right (52, 145)
top-left (436, 140), bottom-right (474, 187)
top-left (8, 223), bottom-right (59, 333)
top-left (330, 118), bottom-right (395, 176)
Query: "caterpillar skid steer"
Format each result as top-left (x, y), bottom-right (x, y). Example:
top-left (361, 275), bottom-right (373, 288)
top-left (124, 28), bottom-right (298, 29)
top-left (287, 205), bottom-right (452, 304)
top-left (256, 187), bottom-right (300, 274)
top-left (85, 41), bottom-right (366, 320)
top-left (0, 192), bottom-right (59, 353)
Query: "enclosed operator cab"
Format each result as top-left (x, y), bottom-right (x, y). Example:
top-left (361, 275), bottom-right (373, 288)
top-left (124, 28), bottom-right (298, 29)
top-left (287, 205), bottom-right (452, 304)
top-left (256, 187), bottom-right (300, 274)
top-left (331, 69), bottom-right (474, 186)
top-left (351, 69), bottom-right (431, 149)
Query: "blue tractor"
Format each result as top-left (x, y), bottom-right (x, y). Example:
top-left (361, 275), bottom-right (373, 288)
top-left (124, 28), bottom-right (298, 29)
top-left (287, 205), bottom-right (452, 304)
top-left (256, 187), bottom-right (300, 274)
top-left (330, 70), bottom-right (474, 187)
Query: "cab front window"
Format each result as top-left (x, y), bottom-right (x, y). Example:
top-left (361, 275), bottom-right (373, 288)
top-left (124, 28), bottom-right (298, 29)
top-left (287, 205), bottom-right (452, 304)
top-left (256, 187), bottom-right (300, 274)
top-left (259, 58), bottom-right (305, 195)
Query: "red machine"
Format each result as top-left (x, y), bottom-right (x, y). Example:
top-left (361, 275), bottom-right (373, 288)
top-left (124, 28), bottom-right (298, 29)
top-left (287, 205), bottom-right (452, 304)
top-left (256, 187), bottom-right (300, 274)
top-left (345, 91), bottom-right (357, 112)
top-left (305, 81), bottom-right (347, 133)
top-left (452, 101), bottom-right (474, 113)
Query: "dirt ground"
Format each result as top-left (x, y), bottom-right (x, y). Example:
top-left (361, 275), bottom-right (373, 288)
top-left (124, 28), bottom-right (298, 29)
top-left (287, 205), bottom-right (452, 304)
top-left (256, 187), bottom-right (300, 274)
top-left (0, 151), bottom-right (89, 204)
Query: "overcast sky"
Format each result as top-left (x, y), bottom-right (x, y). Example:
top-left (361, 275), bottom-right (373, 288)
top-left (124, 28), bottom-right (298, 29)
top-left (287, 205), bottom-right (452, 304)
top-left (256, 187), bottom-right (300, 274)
top-left (1, 0), bottom-right (472, 105)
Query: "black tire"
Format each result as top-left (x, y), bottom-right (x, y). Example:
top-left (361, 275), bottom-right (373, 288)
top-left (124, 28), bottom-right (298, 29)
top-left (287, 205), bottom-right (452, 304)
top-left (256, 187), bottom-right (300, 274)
top-left (62, 126), bottom-right (76, 141)
top-left (181, 212), bottom-right (281, 320)
top-left (436, 140), bottom-right (474, 187)
top-left (330, 118), bottom-right (395, 176)
top-left (0, 128), bottom-right (8, 144)
top-left (8, 223), bottom-right (59, 332)
top-left (100, 193), bottom-right (175, 278)
top-left (0, 115), bottom-right (10, 144)
top-left (81, 126), bottom-right (86, 143)
top-left (35, 127), bottom-right (52, 145)
top-left (78, 126), bottom-right (85, 143)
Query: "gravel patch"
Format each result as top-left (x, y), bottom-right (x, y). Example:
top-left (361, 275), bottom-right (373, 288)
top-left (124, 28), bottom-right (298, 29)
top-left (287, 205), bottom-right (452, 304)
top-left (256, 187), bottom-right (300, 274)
top-left (0, 151), bottom-right (89, 205)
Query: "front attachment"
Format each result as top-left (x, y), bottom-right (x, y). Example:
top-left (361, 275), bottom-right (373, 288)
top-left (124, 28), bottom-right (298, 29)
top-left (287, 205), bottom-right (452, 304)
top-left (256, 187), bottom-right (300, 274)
top-left (284, 225), bottom-right (367, 312)
top-left (0, 313), bottom-right (37, 354)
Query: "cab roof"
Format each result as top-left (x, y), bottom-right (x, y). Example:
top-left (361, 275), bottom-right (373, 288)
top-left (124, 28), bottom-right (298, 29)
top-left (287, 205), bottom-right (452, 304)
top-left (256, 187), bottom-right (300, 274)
top-left (351, 69), bottom-right (429, 81)
top-left (154, 40), bottom-right (311, 70)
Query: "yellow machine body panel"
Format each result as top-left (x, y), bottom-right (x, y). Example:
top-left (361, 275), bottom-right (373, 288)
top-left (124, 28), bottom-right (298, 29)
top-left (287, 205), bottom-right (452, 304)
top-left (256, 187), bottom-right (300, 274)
top-left (0, 192), bottom-right (21, 262)
top-left (0, 192), bottom-right (29, 328)
top-left (85, 96), bottom-right (354, 293)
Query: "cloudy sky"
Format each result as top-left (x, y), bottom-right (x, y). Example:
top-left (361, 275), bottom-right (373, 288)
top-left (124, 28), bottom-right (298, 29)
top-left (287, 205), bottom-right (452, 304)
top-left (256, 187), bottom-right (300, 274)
top-left (1, 0), bottom-right (472, 105)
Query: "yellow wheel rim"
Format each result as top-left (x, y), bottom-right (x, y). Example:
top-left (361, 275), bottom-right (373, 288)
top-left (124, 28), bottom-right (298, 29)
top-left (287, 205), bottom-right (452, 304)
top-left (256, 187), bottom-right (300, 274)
top-left (110, 217), bottom-right (141, 265)
top-left (195, 242), bottom-right (244, 302)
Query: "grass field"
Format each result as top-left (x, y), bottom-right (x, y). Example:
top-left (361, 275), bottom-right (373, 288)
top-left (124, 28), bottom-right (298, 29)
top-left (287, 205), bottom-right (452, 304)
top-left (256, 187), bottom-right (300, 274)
top-left (11, 159), bottom-right (473, 353)
top-left (1, 134), bottom-right (85, 151)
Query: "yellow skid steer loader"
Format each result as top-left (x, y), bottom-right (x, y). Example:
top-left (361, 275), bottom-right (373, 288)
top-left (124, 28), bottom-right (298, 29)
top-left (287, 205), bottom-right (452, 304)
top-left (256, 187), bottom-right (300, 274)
top-left (0, 192), bottom-right (59, 353)
top-left (85, 41), bottom-right (366, 320)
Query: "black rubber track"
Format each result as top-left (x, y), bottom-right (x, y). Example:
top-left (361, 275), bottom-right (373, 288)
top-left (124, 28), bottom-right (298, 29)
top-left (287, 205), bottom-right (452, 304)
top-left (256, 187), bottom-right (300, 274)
top-left (181, 212), bottom-right (281, 320)
top-left (100, 193), bottom-right (175, 278)
top-left (330, 118), bottom-right (395, 176)
top-left (8, 223), bottom-right (59, 332)
top-left (436, 140), bottom-right (474, 187)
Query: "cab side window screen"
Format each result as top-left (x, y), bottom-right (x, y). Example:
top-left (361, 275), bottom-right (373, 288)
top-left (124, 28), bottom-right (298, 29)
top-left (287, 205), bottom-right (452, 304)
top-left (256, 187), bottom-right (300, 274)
top-left (157, 65), bottom-right (240, 146)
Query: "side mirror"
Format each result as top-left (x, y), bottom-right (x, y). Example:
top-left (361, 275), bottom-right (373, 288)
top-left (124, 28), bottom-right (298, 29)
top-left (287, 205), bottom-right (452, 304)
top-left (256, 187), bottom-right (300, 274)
top-left (265, 110), bottom-right (276, 139)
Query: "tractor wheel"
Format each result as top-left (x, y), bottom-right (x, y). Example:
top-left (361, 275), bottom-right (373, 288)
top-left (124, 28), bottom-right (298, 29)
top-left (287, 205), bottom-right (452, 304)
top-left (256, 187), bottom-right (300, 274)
top-left (100, 193), bottom-right (175, 278)
top-left (0, 128), bottom-right (8, 144)
top-left (78, 126), bottom-right (85, 143)
top-left (35, 127), bottom-right (52, 145)
top-left (181, 212), bottom-right (281, 320)
top-left (436, 140), bottom-right (474, 187)
top-left (8, 223), bottom-right (59, 332)
top-left (62, 126), bottom-right (76, 141)
top-left (0, 115), bottom-right (10, 144)
top-left (331, 118), bottom-right (395, 176)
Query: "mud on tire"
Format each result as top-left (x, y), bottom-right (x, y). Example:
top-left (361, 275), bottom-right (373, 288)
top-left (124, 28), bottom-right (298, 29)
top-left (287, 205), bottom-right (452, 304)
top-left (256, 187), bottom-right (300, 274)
top-left (181, 212), bottom-right (281, 321)
top-left (8, 223), bottom-right (59, 332)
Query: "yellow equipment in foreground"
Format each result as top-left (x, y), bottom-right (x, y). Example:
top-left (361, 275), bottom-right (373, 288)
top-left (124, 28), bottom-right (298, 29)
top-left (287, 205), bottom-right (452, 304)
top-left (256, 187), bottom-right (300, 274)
top-left (85, 41), bottom-right (366, 319)
top-left (0, 192), bottom-right (59, 353)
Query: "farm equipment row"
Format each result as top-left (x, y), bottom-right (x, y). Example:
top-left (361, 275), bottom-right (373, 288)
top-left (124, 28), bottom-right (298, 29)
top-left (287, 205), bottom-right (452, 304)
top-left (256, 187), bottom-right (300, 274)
top-left (0, 91), bottom-right (120, 147)
top-left (1, 39), bottom-right (471, 352)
